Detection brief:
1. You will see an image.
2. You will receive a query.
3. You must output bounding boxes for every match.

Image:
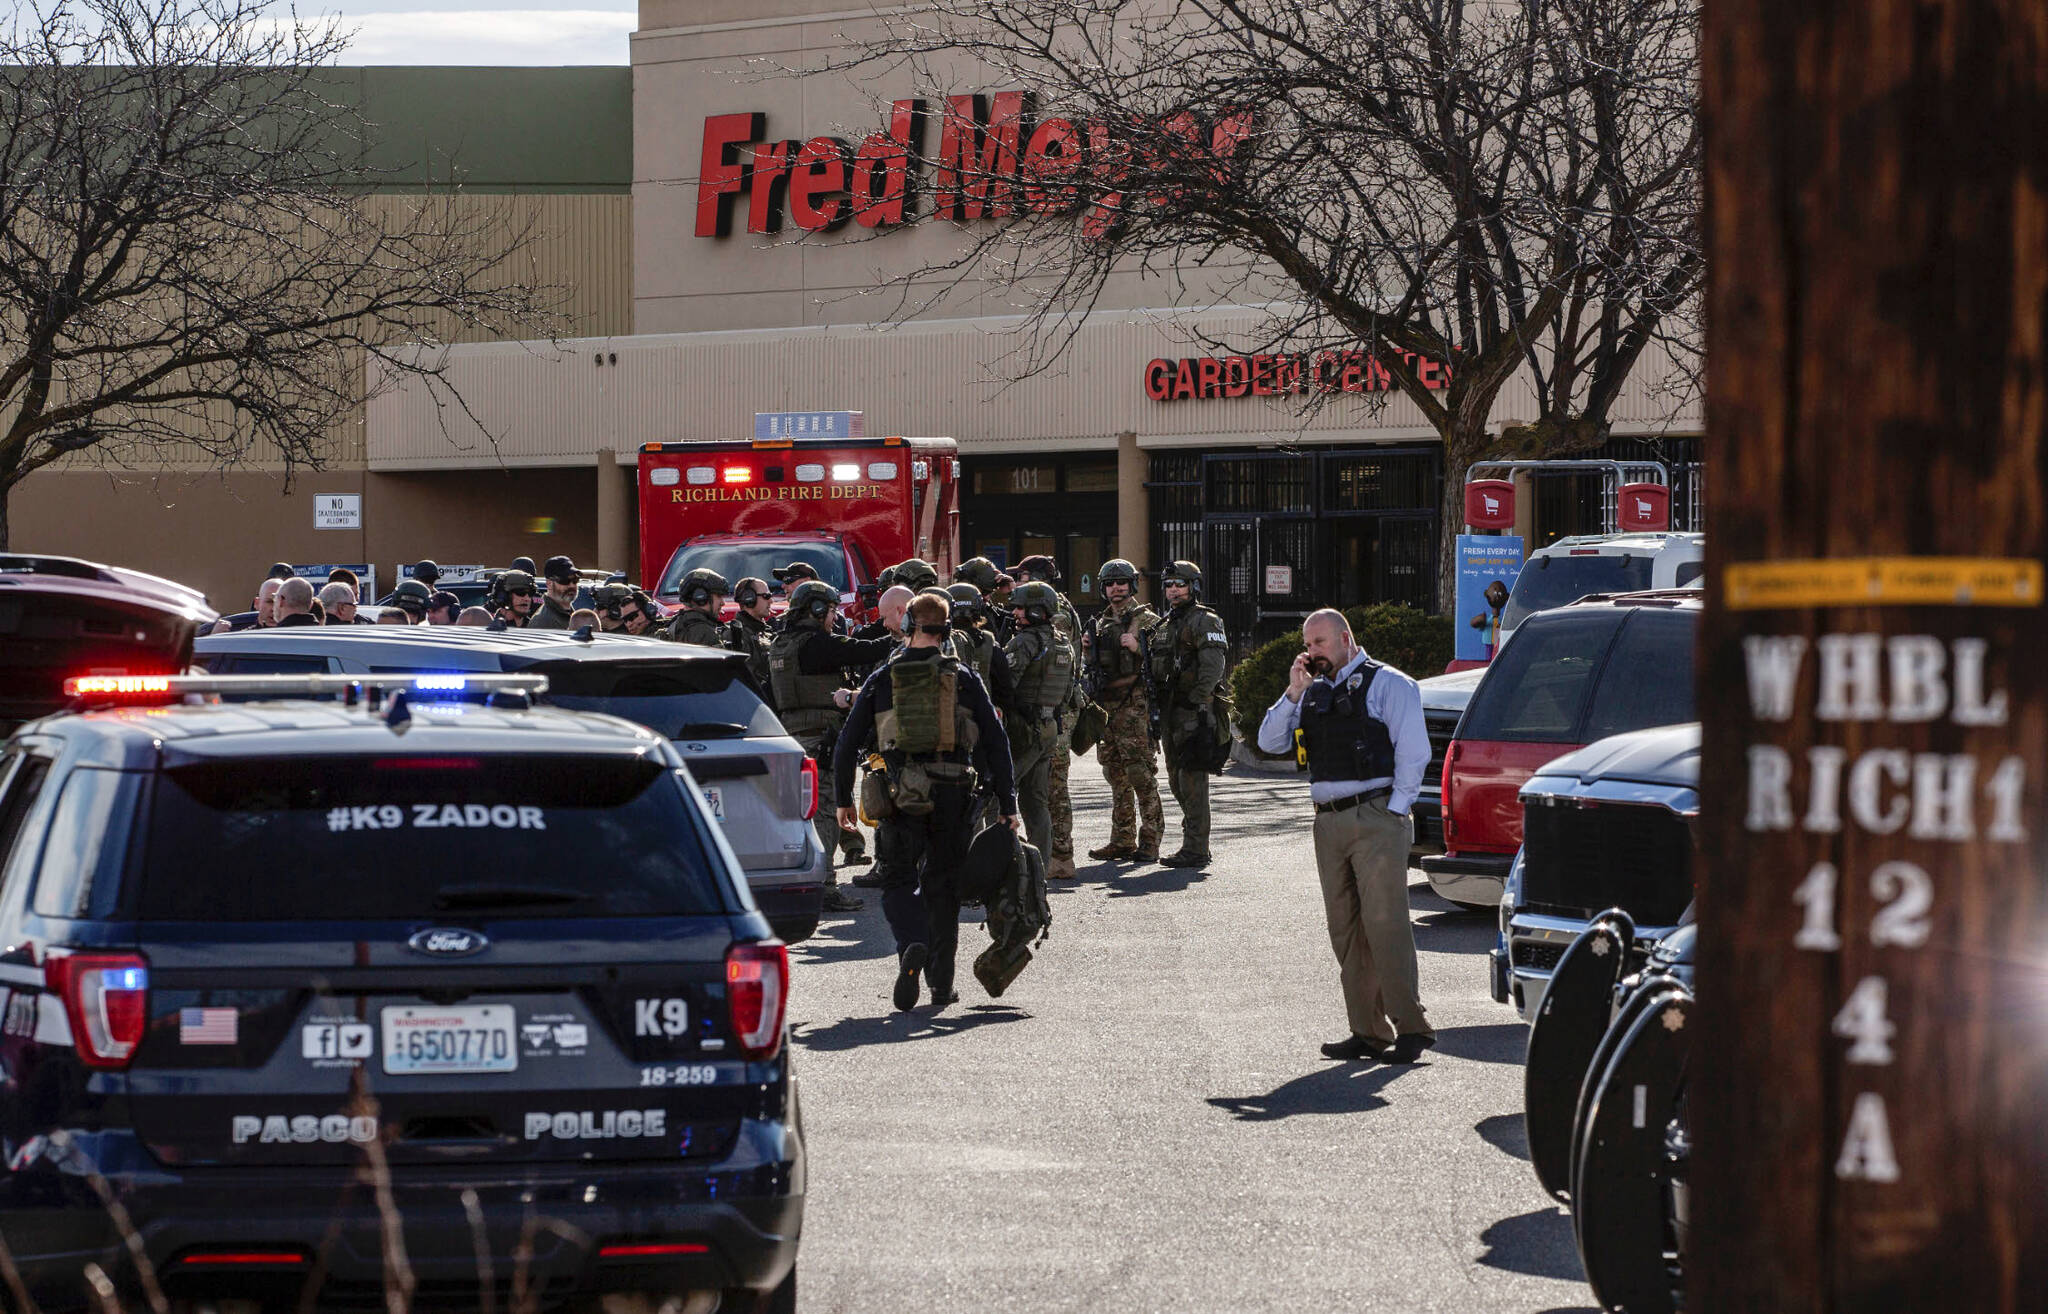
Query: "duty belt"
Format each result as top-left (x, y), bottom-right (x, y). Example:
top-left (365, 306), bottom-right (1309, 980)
top-left (1314, 787), bottom-right (1392, 815)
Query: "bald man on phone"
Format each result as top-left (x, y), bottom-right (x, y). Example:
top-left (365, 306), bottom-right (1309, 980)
top-left (1258, 609), bottom-right (1434, 1064)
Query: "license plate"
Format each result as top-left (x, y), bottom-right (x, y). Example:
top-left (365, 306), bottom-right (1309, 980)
top-left (381, 1004), bottom-right (517, 1075)
top-left (701, 786), bottom-right (724, 819)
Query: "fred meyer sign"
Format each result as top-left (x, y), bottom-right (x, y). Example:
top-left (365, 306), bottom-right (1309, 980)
top-left (696, 94), bottom-right (1253, 240)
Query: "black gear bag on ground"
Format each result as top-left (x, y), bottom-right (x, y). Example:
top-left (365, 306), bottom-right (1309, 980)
top-left (965, 828), bottom-right (1051, 998)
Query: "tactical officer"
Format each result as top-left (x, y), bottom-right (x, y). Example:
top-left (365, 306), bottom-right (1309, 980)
top-left (770, 580), bottom-right (901, 912)
top-left (1086, 559), bottom-right (1165, 863)
top-left (945, 584), bottom-right (1002, 688)
top-left (510, 556), bottom-right (538, 575)
top-left (425, 590), bottom-right (462, 626)
top-left (1257, 609), bottom-right (1434, 1064)
top-left (666, 570), bottom-right (729, 646)
top-left (489, 569), bottom-right (540, 627)
top-left (833, 592), bottom-right (1019, 1010)
top-left (528, 555), bottom-right (581, 630)
top-left (725, 577), bottom-right (775, 693)
top-left (411, 560), bottom-right (442, 591)
top-left (591, 583), bottom-right (657, 636)
top-left (1003, 581), bottom-right (1080, 880)
top-left (1013, 556), bottom-right (1083, 878)
top-left (390, 578), bottom-right (433, 624)
top-left (890, 558), bottom-right (941, 594)
top-left (1151, 560), bottom-right (1230, 867)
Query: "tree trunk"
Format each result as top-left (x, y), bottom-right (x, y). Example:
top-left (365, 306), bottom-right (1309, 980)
top-left (0, 475), bottom-right (11, 553)
top-left (1695, 0), bottom-right (2048, 1307)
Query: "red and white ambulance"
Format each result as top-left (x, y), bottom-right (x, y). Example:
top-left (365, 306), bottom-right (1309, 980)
top-left (637, 430), bottom-right (960, 619)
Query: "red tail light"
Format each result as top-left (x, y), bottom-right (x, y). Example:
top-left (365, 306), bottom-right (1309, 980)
top-left (598, 1242), bottom-right (710, 1259)
top-left (176, 1251), bottom-right (307, 1268)
top-left (726, 942), bottom-right (789, 1060)
top-left (1441, 743), bottom-right (1461, 842)
top-left (799, 757), bottom-right (819, 821)
top-left (45, 952), bottom-right (149, 1069)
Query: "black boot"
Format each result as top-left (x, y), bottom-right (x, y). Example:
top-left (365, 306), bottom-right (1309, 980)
top-left (893, 943), bottom-right (928, 1011)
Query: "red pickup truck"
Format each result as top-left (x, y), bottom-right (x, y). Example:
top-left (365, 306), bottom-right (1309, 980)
top-left (1420, 590), bottom-right (1699, 908)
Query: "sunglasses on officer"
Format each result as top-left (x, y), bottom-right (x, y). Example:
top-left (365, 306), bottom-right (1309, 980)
top-left (505, 586), bottom-right (535, 598)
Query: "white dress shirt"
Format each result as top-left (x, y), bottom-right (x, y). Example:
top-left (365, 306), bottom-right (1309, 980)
top-left (1257, 648), bottom-right (1431, 813)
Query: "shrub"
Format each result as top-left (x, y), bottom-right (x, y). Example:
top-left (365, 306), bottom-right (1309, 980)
top-left (1226, 603), bottom-right (1453, 756)
top-left (1342, 602), bottom-right (1454, 679)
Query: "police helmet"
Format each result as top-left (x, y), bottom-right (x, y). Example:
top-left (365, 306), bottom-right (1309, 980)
top-left (266, 562), bottom-right (296, 581)
top-left (875, 565), bottom-right (899, 590)
top-left (953, 556), bottom-right (1001, 593)
top-left (1015, 554), bottom-right (1060, 585)
top-left (957, 822), bottom-right (1023, 903)
top-left (1098, 558), bottom-right (1139, 586)
top-left (947, 583), bottom-right (983, 620)
top-left (492, 569), bottom-right (537, 605)
top-left (680, 568), bottom-right (730, 607)
top-left (392, 578), bottom-right (432, 616)
top-left (787, 580), bottom-right (839, 625)
top-left (1011, 580), bottom-right (1058, 625)
top-left (590, 582), bottom-right (633, 617)
top-left (892, 558), bottom-right (940, 592)
top-left (1161, 560), bottom-right (1203, 593)
top-left (510, 557), bottom-right (537, 575)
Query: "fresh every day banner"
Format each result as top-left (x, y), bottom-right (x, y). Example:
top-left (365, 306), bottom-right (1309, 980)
top-left (1455, 535), bottom-right (1524, 664)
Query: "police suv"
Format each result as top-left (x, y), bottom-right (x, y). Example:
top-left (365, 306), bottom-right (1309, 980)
top-left (0, 674), bottom-right (801, 1312)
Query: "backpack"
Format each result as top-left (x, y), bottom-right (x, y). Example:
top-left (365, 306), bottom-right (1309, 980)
top-left (972, 837), bottom-right (1052, 998)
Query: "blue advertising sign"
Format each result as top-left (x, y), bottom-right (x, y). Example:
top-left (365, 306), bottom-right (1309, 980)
top-left (753, 411), bottom-right (865, 441)
top-left (1454, 535), bottom-right (1523, 664)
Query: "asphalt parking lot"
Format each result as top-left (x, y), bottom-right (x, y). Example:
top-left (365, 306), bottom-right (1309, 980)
top-left (785, 754), bottom-right (1594, 1313)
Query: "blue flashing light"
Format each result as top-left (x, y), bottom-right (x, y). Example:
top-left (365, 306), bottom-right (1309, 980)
top-left (108, 967), bottom-right (147, 991)
top-left (412, 675), bottom-right (469, 692)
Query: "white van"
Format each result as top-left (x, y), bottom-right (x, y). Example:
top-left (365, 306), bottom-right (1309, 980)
top-left (1499, 532), bottom-right (1703, 646)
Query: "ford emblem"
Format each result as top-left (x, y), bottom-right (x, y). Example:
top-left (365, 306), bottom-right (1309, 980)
top-left (408, 927), bottom-right (489, 958)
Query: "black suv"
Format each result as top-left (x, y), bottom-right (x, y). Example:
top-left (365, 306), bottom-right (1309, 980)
top-left (0, 675), bottom-right (801, 1312)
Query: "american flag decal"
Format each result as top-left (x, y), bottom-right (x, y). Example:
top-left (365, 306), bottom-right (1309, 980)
top-left (179, 1007), bottom-right (237, 1045)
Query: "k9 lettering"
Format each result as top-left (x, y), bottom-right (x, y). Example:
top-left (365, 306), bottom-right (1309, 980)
top-left (635, 997), bottom-right (689, 1038)
top-left (325, 804), bottom-right (547, 833)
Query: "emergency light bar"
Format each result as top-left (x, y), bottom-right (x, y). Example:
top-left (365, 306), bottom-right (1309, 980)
top-left (63, 673), bottom-right (551, 704)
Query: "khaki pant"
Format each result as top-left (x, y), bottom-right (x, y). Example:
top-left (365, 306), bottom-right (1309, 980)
top-left (1312, 799), bottom-right (1431, 1044)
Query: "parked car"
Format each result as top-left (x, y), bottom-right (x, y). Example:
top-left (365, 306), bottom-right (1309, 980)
top-left (194, 627), bottom-right (829, 943)
top-left (1422, 590), bottom-right (1699, 908)
top-left (1414, 666), bottom-right (1486, 852)
top-left (1491, 722), bottom-right (1700, 1018)
top-left (1497, 533), bottom-right (1703, 650)
top-left (0, 673), bottom-right (800, 1312)
top-left (0, 554), bottom-right (217, 734)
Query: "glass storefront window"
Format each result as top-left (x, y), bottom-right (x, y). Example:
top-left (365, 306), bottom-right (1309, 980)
top-left (1066, 462), bottom-right (1118, 493)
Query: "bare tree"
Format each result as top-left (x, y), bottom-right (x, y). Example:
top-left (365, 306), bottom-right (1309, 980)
top-left (0, 0), bottom-right (562, 549)
top-left (797, 0), bottom-right (1700, 608)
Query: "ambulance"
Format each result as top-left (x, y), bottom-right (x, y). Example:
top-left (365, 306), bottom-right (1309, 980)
top-left (637, 429), bottom-right (961, 618)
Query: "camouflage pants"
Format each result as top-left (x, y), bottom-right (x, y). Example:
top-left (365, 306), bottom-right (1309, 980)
top-left (1047, 732), bottom-right (1074, 862)
top-left (1097, 691), bottom-right (1163, 849)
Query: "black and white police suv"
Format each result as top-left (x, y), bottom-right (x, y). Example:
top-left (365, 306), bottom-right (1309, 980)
top-left (0, 674), bottom-right (801, 1313)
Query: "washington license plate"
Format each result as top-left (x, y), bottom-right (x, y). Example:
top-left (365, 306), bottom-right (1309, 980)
top-left (381, 1004), bottom-right (517, 1075)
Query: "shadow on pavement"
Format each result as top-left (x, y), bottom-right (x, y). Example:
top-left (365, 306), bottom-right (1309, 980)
top-left (1205, 1061), bottom-right (1412, 1121)
top-left (792, 1003), bottom-right (1032, 1052)
top-left (1476, 1206), bottom-right (1586, 1283)
top-left (1434, 1022), bottom-right (1529, 1066)
top-left (1476, 1112), bottom-right (1530, 1161)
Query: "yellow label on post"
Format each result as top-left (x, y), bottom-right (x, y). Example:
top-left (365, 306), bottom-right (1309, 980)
top-left (1724, 557), bottom-right (2043, 609)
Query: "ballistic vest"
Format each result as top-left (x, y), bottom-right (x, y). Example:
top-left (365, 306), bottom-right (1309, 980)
top-left (668, 609), bottom-right (724, 648)
top-left (1009, 623), bottom-right (1076, 715)
top-left (1299, 660), bottom-right (1397, 784)
top-left (767, 625), bottom-right (843, 737)
top-left (1091, 601), bottom-right (1155, 680)
top-left (875, 654), bottom-right (980, 760)
top-left (949, 625), bottom-right (996, 687)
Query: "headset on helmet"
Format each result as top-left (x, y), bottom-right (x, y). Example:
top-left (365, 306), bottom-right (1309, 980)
top-left (1161, 559), bottom-right (1203, 593)
top-left (1011, 581), bottom-right (1057, 625)
top-left (788, 580), bottom-right (838, 623)
top-left (491, 569), bottom-right (537, 607)
top-left (1098, 558), bottom-right (1139, 586)
top-left (680, 568), bottom-right (730, 608)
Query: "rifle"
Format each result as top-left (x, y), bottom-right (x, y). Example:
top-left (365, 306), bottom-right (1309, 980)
top-left (1138, 623), bottom-right (1163, 751)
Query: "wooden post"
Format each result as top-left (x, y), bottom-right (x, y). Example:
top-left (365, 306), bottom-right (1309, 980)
top-left (1698, 0), bottom-right (2048, 1308)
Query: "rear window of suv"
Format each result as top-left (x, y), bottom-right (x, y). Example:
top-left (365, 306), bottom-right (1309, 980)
top-left (530, 660), bottom-right (781, 739)
top-left (1503, 553), bottom-right (1655, 630)
top-left (137, 755), bottom-right (728, 921)
top-left (1459, 610), bottom-right (1628, 742)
